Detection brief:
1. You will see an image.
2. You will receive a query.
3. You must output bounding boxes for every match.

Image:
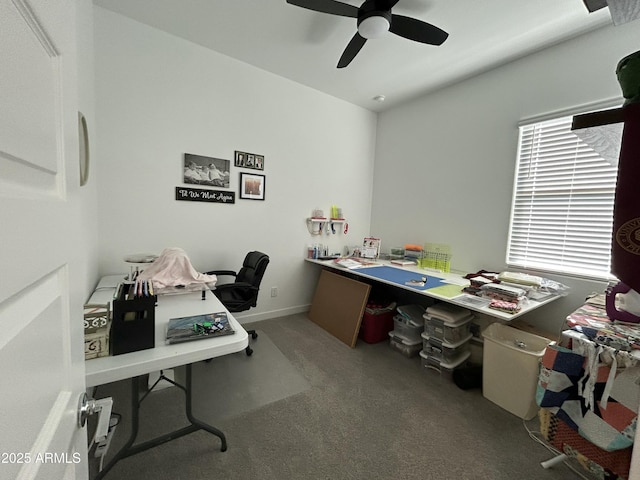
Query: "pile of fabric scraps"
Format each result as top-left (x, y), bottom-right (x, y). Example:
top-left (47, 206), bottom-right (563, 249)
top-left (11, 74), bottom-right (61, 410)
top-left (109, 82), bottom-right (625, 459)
top-left (479, 283), bottom-right (528, 314)
top-left (567, 299), bottom-right (640, 352)
top-left (498, 271), bottom-right (571, 296)
top-left (461, 269), bottom-right (571, 314)
top-left (461, 271), bottom-right (524, 313)
top-left (462, 270), bottom-right (499, 296)
top-left (488, 299), bottom-right (521, 314)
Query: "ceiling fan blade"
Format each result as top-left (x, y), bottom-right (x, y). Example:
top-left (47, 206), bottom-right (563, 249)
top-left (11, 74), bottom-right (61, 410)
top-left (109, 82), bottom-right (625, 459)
top-left (337, 33), bottom-right (367, 68)
top-left (286, 0), bottom-right (358, 18)
top-left (375, 0), bottom-right (400, 10)
top-left (389, 14), bottom-right (449, 45)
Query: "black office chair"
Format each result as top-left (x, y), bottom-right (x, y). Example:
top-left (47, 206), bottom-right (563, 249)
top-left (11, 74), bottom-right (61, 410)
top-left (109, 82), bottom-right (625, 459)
top-left (206, 251), bottom-right (269, 356)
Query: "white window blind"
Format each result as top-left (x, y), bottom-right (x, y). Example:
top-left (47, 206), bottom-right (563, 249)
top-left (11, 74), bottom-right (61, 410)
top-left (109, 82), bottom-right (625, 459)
top-left (507, 114), bottom-right (618, 279)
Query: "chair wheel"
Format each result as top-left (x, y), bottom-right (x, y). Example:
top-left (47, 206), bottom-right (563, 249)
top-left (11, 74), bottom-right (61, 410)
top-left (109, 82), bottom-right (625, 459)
top-left (245, 346), bottom-right (253, 356)
top-left (251, 332), bottom-right (258, 340)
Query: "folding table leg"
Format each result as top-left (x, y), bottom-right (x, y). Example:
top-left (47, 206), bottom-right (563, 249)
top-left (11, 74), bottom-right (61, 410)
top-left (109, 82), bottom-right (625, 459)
top-left (93, 364), bottom-right (227, 479)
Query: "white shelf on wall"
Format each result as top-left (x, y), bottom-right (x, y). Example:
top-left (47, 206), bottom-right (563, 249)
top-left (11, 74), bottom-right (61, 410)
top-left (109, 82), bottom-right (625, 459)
top-left (307, 217), bottom-right (327, 236)
top-left (328, 219), bottom-right (347, 234)
top-left (306, 217), bottom-right (347, 235)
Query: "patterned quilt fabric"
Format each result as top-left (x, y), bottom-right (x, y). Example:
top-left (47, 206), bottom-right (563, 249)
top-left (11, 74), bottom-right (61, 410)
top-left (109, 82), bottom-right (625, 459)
top-left (539, 408), bottom-right (632, 480)
top-left (536, 344), bottom-right (640, 451)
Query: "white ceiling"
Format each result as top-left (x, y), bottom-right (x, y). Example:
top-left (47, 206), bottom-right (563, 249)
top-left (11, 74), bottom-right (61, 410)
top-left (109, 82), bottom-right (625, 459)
top-left (92, 0), bottom-right (613, 112)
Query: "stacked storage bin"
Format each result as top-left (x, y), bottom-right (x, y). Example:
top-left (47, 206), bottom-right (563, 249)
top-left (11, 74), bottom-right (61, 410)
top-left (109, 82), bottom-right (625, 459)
top-left (420, 303), bottom-right (473, 380)
top-left (388, 304), bottom-right (425, 358)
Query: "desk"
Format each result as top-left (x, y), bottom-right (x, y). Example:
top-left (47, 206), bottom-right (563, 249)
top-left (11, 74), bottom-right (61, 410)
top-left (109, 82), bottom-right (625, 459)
top-left (85, 275), bottom-right (248, 479)
top-left (305, 259), bottom-right (560, 321)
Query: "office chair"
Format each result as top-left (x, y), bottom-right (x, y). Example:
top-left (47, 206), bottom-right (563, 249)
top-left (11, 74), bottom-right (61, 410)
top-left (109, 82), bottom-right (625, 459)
top-left (206, 251), bottom-right (270, 356)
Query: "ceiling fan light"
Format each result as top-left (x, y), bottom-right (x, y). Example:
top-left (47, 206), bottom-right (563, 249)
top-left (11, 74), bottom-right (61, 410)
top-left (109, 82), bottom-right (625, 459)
top-left (358, 15), bottom-right (390, 39)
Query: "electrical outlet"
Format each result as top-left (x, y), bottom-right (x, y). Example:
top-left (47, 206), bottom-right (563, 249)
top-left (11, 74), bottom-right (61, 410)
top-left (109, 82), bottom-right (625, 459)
top-left (271, 286), bottom-right (278, 297)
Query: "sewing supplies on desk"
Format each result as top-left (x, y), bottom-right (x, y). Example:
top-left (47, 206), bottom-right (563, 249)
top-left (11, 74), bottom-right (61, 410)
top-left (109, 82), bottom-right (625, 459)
top-left (166, 312), bottom-right (235, 344)
top-left (406, 276), bottom-right (428, 287)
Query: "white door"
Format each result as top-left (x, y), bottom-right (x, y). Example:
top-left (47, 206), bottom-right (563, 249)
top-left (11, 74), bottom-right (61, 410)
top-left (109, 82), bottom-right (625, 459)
top-left (0, 0), bottom-right (88, 479)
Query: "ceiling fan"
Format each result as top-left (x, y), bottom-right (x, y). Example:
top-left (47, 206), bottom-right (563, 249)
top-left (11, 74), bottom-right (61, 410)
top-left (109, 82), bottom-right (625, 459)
top-left (286, 0), bottom-right (448, 68)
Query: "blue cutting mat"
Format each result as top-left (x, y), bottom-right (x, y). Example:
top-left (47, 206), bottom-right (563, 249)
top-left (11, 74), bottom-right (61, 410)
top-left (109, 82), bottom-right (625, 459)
top-left (356, 266), bottom-right (444, 291)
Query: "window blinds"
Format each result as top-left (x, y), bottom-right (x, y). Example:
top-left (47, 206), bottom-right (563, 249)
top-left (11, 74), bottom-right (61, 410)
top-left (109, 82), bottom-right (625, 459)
top-left (507, 115), bottom-right (618, 279)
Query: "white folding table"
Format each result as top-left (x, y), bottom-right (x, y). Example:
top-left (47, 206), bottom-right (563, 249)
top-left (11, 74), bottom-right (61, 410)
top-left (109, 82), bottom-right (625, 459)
top-left (85, 276), bottom-right (248, 479)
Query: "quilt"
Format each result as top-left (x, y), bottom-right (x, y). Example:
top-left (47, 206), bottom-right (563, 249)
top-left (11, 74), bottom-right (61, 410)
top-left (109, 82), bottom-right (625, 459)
top-left (536, 344), bottom-right (640, 451)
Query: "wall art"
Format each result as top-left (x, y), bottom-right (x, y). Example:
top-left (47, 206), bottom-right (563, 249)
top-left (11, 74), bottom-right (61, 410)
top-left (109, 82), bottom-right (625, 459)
top-left (234, 150), bottom-right (264, 170)
top-left (184, 153), bottom-right (230, 188)
top-left (175, 186), bottom-right (235, 204)
top-left (239, 172), bottom-right (265, 201)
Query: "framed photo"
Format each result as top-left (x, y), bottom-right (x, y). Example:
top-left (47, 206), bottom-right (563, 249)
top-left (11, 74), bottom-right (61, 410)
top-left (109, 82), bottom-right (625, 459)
top-left (239, 172), bottom-right (265, 200)
top-left (234, 150), bottom-right (264, 171)
top-left (234, 151), bottom-right (246, 167)
top-left (362, 237), bottom-right (381, 259)
top-left (184, 153), bottom-right (230, 188)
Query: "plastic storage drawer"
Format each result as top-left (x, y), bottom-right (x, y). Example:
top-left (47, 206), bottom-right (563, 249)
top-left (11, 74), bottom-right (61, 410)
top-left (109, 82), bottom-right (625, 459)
top-left (422, 332), bottom-right (471, 364)
top-left (424, 314), bottom-right (472, 344)
top-left (420, 350), bottom-right (470, 381)
top-left (388, 331), bottom-right (422, 358)
top-left (393, 315), bottom-right (424, 342)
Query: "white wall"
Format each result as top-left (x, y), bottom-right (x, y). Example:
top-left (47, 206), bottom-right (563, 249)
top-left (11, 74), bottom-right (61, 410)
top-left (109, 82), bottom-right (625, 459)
top-left (372, 20), bottom-right (640, 334)
top-left (93, 7), bottom-right (377, 322)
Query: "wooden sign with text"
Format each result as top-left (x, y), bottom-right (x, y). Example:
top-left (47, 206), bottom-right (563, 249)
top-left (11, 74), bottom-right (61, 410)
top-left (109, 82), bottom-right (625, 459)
top-left (175, 186), bottom-right (235, 204)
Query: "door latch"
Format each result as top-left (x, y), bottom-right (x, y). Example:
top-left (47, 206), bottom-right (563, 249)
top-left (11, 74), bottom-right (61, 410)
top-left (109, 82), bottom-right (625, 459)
top-left (77, 393), bottom-right (113, 443)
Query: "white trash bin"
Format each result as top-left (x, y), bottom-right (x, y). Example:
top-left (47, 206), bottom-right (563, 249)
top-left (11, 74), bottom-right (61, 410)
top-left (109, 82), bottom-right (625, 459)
top-left (482, 323), bottom-right (552, 420)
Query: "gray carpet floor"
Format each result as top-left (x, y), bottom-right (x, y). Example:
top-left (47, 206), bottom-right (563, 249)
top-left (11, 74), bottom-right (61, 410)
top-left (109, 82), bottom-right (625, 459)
top-left (90, 313), bottom-right (596, 480)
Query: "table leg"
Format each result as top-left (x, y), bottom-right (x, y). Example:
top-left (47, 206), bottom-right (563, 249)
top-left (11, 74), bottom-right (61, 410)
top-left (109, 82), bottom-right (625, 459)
top-left (185, 362), bottom-right (227, 451)
top-left (94, 376), bottom-right (142, 480)
top-left (93, 364), bottom-right (227, 479)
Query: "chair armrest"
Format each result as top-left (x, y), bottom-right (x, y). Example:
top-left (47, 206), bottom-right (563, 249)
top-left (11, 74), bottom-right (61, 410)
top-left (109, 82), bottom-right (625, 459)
top-left (213, 282), bottom-right (257, 292)
top-left (206, 269), bottom-right (237, 277)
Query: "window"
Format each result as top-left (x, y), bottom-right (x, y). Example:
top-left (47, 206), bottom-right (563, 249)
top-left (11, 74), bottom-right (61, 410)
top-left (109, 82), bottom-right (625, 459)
top-left (506, 114), bottom-right (619, 279)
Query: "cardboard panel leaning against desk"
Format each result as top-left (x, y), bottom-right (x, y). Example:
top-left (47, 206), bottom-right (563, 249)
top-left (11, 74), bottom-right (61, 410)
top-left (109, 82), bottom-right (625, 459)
top-left (305, 258), bottom-right (562, 322)
top-left (309, 269), bottom-right (371, 348)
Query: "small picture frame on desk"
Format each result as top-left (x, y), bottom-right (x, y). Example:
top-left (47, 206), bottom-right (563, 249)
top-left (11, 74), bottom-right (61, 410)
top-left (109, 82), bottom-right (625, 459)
top-left (239, 172), bottom-right (265, 200)
top-left (362, 237), bottom-right (381, 259)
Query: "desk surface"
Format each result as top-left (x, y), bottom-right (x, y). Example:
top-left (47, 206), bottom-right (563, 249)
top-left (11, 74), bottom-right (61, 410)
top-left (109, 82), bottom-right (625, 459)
top-left (85, 275), bottom-right (248, 387)
top-left (305, 258), bottom-right (560, 321)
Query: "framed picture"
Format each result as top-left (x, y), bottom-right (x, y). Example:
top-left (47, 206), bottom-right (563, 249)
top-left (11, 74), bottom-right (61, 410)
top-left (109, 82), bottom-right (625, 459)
top-left (234, 150), bottom-right (264, 171)
top-left (234, 151), bottom-right (246, 167)
top-left (184, 153), bottom-right (230, 188)
top-left (239, 172), bottom-right (265, 200)
top-left (362, 237), bottom-right (381, 259)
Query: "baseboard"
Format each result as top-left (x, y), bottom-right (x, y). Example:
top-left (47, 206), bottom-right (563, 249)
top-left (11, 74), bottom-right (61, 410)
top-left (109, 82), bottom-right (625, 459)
top-left (233, 304), bottom-right (310, 324)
